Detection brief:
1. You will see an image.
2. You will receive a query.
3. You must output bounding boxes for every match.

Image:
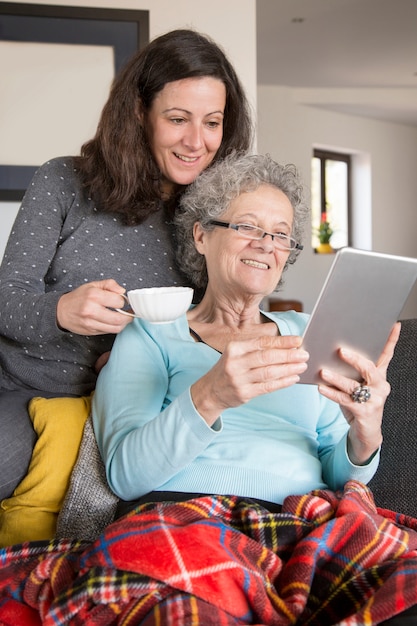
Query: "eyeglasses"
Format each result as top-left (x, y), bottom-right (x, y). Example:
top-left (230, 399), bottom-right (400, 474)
top-left (208, 220), bottom-right (303, 251)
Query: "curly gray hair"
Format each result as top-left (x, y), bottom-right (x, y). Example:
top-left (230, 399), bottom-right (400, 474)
top-left (174, 152), bottom-right (310, 289)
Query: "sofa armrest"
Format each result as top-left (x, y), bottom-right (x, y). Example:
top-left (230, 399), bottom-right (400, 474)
top-left (368, 319), bottom-right (417, 517)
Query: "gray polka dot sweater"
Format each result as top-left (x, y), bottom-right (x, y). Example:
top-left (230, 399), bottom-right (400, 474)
top-left (0, 157), bottom-right (186, 395)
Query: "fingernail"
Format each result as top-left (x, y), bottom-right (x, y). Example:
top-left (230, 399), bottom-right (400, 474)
top-left (340, 348), bottom-right (352, 358)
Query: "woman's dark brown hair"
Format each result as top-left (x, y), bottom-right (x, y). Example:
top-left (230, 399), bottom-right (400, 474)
top-left (75, 29), bottom-right (253, 225)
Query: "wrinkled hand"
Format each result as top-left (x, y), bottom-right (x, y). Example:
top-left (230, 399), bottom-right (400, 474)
top-left (191, 335), bottom-right (309, 426)
top-left (56, 279), bottom-right (133, 335)
top-left (317, 322), bottom-right (401, 465)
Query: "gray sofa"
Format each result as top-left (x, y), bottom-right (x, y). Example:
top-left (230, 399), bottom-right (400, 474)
top-left (368, 318), bottom-right (417, 518)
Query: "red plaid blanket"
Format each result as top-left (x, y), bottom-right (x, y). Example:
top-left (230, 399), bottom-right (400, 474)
top-left (1, 480), bottom-right (417, 625)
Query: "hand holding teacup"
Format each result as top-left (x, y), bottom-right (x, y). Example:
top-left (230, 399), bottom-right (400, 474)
top-left (116, 286), bottom-right (194, 323)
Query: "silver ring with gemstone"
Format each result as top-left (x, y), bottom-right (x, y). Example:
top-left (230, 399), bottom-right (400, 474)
top-left (351, 385), bottom-right (371, 403)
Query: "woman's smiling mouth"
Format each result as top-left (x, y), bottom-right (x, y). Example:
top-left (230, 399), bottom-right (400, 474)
top-left (174, 153), bottom-right (199, 163)
top-left (241, 259), bottom-right (269, 270)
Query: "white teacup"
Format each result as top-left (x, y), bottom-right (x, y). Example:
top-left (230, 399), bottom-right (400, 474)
top-left (116, 286), bottom-right (193, 323)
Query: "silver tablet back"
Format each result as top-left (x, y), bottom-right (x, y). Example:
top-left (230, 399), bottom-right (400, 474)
top-left (298, 247), bottom-right (417, 385)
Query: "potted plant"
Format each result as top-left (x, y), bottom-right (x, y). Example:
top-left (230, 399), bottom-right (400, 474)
top-left (316, 212), bottom-right (333, 253)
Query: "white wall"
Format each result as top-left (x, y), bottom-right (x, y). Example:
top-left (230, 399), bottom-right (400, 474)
top-left (258, 85), bottom-right (417, 318)
top-left (0, 0), bottom-right (257, 258)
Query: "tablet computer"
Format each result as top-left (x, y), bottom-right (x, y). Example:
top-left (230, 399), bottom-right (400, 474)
top-left (298, 247), bottom-right (417, 385)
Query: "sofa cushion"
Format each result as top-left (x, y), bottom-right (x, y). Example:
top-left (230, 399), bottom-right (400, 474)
top-left (56, 414), bottom-right (119, 542)
top-left (368, 319), bottom-right (417, 518)
top-left (0, 395), bottom-right (91, 547)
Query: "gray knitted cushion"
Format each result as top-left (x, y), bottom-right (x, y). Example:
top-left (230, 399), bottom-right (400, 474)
top-left (368, 319), bottom-right (417, 517)
top-left (56, 414), bottom-right (118, 542)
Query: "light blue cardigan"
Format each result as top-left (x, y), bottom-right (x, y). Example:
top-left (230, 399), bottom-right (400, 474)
top-left (92, 310), bottom-right (379, 502)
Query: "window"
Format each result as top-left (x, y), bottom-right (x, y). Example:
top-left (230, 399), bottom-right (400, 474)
top-left (311, 149), bottom-right (351, 251)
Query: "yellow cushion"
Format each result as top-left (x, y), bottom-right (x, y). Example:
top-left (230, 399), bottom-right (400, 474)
top-left (0, 394), bottom-right (91, 547)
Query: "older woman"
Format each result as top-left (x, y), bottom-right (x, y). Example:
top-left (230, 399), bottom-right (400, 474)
top-left (92, 153), bottom-right (398, 510)
top-left (3, 153), bottom-right (415, 626)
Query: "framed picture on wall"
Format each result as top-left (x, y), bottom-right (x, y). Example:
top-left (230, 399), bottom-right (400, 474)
top-left (0, 3), bottom-right (149, 201)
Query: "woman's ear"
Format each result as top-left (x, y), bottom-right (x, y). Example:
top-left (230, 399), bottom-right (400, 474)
top-left (135, 98), bottom-right (144, 124)
top-left (193, 222), bottom-right (206, 254)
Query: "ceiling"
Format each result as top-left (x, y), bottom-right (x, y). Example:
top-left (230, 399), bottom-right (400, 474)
top-left (256, 0), bottom-right (417, 126)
